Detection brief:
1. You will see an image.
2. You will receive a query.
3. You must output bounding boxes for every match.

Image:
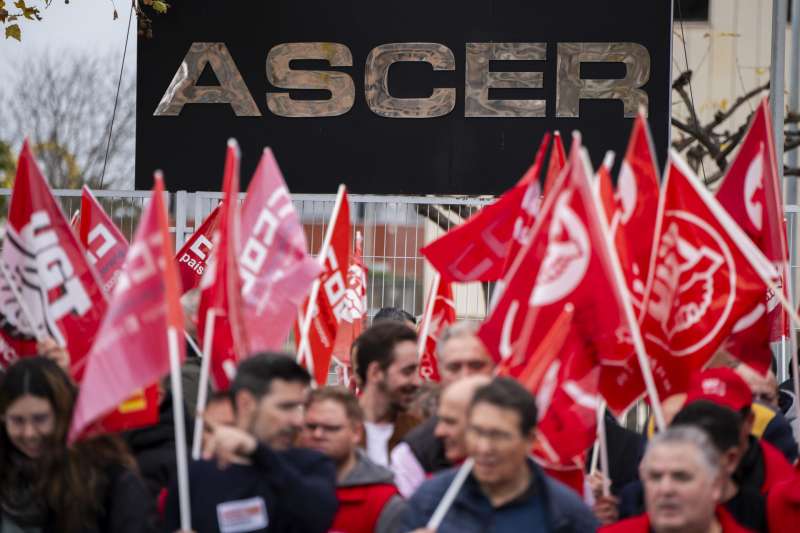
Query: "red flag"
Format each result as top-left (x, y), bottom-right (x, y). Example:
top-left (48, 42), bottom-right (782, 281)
top-left (542, 131), bottom-right (567, 195)
top-left (1, 141), bottom-right (107, 380)
top-left (479, 136), bottom-right (633, 373)
top-left (716, 98), bottom-right (790, 369)
top-left (238, 148), bottom-right (321, 353)
top-left (78, 186), bottom-right (129, 293)
top-left (296, 186), bottom-right (351, 386)
top-left (331, 231), bottom-right (367, 366)
top-left (75, 186), bottom-right (160, 432)
top-left (480, 135), bottom-right (640, 464)
top-left (68, 173), bottom-right (185, 442)
top-left (417, 276), bottom-right (456, 382)
top-left (617, 112), bottom-right (662, 313)
top-left (175, 205), bottom-right (222, 295)
top-left (501, 134), bottom-right (551, 277)
top-left (610, 151), bottom-right (778, 407)
top-left (420, 137), bottom-right (551, 283)
top-left (197, 141), bottom-right (248, 390)
top-left (0, 258), bottom-right (39, 366)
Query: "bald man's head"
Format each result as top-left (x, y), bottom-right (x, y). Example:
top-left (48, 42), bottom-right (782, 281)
top-left (434, 376), bottom-right (492, 463)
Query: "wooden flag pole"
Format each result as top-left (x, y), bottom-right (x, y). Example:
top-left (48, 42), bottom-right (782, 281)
top-left (167, 325), bottom-right (192, 531)
top-left (296, 184), bottom-right (346, 377)
top-left (191, 308), bottom-right (216, 459)
top-left (583, 148), bottom-right (667, 431)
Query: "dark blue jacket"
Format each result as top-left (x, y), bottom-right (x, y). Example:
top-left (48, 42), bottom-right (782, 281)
top-left (164, 444), bottom-right (338, 533)
top-left (402, 459), bottom-right (598, 533)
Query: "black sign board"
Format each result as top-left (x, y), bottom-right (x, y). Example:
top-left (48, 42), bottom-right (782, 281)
top-left (136, 0), bottom-right (673, 194)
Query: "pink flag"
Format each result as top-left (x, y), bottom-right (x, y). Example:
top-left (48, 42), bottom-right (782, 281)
top-left (197, 141), bottom-right (249, 390)
top-left (1, 141), bottom-right (107, 380)
top-left (239, 148), bottom-right (321, 353)
top-left (175, 205), bottom-right (222, 295)
top-left (69, 174), bottom-right (185, 442)
top-left (78, 186), bottom-right (129, 294)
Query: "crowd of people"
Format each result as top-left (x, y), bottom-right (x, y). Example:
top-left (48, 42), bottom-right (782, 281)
top-left (1, 307), bottom-right (799, 532)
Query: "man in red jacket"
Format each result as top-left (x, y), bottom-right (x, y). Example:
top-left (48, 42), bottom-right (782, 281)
top-left (767, 462), bottom-right (800, 531)
top-left (602, 425), bottom-right (752, 533)
top-left (300, 386), bottom-right (405, 533)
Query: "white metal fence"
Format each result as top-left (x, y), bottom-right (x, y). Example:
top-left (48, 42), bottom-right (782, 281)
top-left (0, 189), bottom-right (495, 324)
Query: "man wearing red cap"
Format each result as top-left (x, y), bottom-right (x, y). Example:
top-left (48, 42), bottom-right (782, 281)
top-left (683, 368), bottom-right (794, 496)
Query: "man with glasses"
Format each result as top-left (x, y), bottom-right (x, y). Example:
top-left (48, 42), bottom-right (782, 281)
top-left (403, 378), bottom-right (597, 533)
top-left (301, 387), bottom-right (405, 533)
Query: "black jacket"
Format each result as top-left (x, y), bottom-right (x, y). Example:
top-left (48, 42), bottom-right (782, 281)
top-left (0, 463), bottom-right (156, 533)
top-left (123, 391), bottom-right (193, 500)
top-left (586, 412), bottom-right (646, 496)
top-left (403, 458), bottom-right (598, 533)
top-left (164, 444), bottom-right (338, 533)
top-left (95, 465), bottom-right (159, 533)
top-left (401, 416), bottom-right (451, 473)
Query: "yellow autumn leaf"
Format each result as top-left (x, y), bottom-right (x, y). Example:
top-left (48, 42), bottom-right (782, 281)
top-left (5, 23), bottom-right (20, 41)
top-left (152, 0), bottom-right (168, 13)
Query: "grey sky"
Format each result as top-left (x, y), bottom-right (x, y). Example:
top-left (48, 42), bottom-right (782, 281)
top-left (0, 0), bottom-right (136, 77)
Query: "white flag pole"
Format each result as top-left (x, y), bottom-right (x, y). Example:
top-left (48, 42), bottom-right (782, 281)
top-left (416, 271), bottom-right (441, 361)
top-left (184, 330), bottom-right (203, 358)
top-left (296, 184), bottom-right (346, 377)
top-left (596, 400), bottom-right (611, 498)
top-left (426, 457), bottom-right (475, 530)
top-left (583, 148), bottom-right (667, 431)
top-left (191, 308), bottom-right (217, 460)
top-left (0, 260), bottom-right (46, 342)
top-left (167, 325), bottom-right (192, 531)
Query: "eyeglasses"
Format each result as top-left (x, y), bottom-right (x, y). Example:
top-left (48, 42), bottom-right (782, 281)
top-left (466, 425), bottom-right (515, 444)
top-left (304, 422), bottom-right (344, 434)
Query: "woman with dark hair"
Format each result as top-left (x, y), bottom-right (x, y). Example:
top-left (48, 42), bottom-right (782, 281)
top-left (0, 356), bottom-right (156, 532)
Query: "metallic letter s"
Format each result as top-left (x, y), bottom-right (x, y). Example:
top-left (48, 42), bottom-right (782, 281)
top-left (266, 43), bottom-right (355, 117)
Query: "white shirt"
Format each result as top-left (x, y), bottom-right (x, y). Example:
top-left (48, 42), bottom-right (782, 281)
top-left (364, 421), bottom-right (394, 467)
